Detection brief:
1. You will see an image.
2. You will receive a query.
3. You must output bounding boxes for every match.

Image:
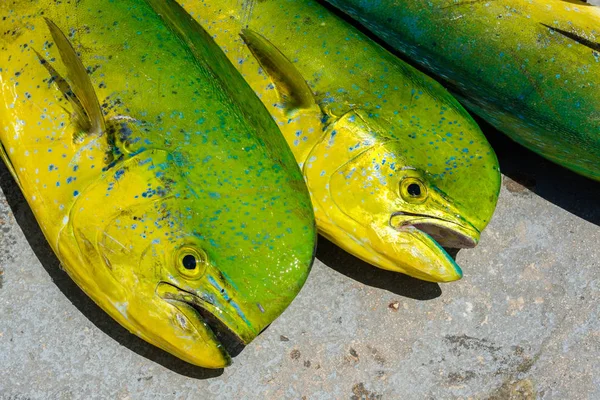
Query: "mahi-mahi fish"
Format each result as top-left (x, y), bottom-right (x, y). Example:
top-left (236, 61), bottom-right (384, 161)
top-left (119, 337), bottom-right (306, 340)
top-left (177, 0), bottom-right (501, 282)
top-left (325, 0), bottom-right (600, 180)
top-left (0, 0), bottom-right (316, 368)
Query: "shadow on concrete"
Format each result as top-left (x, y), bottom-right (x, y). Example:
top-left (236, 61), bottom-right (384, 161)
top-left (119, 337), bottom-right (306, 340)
top-left (477, 116), bottom-right (600, 227)
top-left (0, 162), bottom-right (223, 380)
top-left (316, 236), bottom-right (443, 300)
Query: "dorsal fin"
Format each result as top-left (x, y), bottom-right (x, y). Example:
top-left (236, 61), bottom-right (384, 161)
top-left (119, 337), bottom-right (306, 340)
top-left (240, 29), bottom-right (318, 114)
top-left (44, 18), bottom-right (105, 136)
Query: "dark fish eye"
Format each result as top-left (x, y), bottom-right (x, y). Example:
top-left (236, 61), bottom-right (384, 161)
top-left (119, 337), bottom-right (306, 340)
top-left (407, 183), bottom-right (422, 197)
top-left (182, 254), bottom-right (197, 270)
top-left (175, 246), bottom-right (208, 279)
top-left (400, 177), bottom-right (428, 204)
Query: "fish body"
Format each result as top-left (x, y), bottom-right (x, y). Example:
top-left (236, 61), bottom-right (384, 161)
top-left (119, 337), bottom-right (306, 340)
top-left (178, 0), bottom-right (501, 282)
top-left (0, 0), bottom-right (316, 368)
top-left (325, 0), bottom-right (600, 180)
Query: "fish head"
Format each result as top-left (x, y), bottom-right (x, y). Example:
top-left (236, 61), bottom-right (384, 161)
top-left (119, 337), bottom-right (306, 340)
top-left (327, 111), bottom-right (500, 282)
top-left (68, 150), bottom-right (314, 368)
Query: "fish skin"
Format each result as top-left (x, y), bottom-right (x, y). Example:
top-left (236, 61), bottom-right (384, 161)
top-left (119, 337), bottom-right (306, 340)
top-left (177, 0), bottom-right (501, 282)
top-left (0, 0), bottom-right (316, 368)
top-left (324, 0), bottom-right (600, 181)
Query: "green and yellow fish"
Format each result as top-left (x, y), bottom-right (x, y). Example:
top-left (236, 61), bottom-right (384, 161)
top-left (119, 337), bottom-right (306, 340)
top-left (0, 0), bottom-right (316, 368)
top-left (178, 0), bottom-right (501, 282)
top-left (325, 0), bottom-right (600, 181)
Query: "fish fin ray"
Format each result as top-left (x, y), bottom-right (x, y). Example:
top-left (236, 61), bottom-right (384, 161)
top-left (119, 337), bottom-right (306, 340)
top-left (240, 0), bottom-right (256, 28)
top-left (44, 18), bottom-right (105, 137)
top-left (240, 29), bottom-right (318, 113)
top-left (33, 49), bottom-right (91, 137)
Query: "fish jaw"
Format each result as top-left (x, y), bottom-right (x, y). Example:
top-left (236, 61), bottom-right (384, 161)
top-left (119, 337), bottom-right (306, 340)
top-left (365, 222), bottom-right (463, 283)
top-left (390, 212), bottom-right (480, 249)
top-left (155, 282), bottom-right (254, 368)
top-left (157, 300), bottom-right (232, 368)
top-left (387, 211), bottom-right (483, 281)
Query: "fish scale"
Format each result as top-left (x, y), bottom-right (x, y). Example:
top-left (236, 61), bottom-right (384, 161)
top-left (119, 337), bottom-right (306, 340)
top-left (0, 0), bottom-right (316, 368)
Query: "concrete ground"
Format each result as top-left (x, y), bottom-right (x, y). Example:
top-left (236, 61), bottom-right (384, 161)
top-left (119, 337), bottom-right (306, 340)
top-left (1, 111), bottom-right (599, 399)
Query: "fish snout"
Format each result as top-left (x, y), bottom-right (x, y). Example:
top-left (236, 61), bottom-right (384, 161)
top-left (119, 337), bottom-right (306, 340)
top-left (156, 282), bottom-right (252, 360)
top-left (361, 219), bottom-right (462, 282)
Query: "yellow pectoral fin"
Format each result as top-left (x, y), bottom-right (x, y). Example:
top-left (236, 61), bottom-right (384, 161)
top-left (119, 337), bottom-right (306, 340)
top-left (240, 29), bottom-right (319, 113)
top-left (44, 18), bottom-right (105, 137)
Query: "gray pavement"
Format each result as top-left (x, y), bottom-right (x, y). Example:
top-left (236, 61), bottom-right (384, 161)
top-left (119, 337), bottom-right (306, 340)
top-left (0, 114), bottom-right (599, 399)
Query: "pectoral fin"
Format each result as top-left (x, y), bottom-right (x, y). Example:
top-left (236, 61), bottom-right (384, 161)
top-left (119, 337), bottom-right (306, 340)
top-left (240, 29), bottom-right (318, 113)
top-left (44, 18), bottom-right (105, 137)
top-left (34, 49), bottom-right (89, 143)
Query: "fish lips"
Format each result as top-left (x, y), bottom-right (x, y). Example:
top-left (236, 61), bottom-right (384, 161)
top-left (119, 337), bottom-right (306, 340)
top-left (156, 282), bottom-right (248, 362)
top-left (390, 212), bottom-right (480, 249)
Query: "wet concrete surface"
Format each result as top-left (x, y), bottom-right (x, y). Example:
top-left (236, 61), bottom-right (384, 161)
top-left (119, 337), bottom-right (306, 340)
top-left (0, 114), bottom-right (599, 400)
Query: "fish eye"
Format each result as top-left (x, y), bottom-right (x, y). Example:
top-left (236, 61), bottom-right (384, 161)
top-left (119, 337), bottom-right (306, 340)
top-left (182, 254), bottom-right (197, 270)
top-left (175, 246), bottom-right (208, 279)
top-left (407, 183), bottom-right (421, 197)
top-left (400, 177), bottom-right (428, 204)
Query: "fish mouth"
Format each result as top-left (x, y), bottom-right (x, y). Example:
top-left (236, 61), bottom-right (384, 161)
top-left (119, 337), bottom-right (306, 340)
top-left (390, 211), bottom-right (480, 249)
top-left (156, 282), bottom-right (246, 359)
